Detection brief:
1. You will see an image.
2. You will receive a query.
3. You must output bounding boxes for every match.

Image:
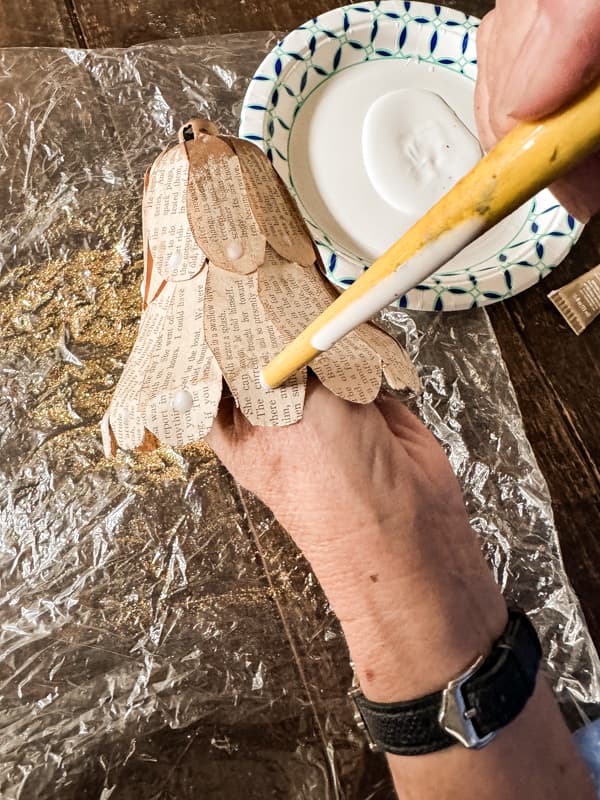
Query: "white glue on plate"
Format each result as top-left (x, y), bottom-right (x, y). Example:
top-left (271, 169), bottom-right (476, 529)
top-left (362, 88), bottom-right (482, 217)
top-left (288, 60), bottom-right (526, 265)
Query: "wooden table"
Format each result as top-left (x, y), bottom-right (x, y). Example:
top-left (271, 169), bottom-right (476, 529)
top-left (2, 0), bottom-right (599, 653)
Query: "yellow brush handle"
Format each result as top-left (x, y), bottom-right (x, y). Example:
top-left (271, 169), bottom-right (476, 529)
top-left (262, 79), bottom-right (600, 390)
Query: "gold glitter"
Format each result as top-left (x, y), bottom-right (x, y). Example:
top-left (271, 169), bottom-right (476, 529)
top-left (0, 194), bottom-right (298, 743)
top-left (1, 246), bottom-right (141, 424)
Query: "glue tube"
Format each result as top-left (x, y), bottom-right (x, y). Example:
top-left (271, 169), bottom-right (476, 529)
top-left (548, 264), bottom-right (600, 335)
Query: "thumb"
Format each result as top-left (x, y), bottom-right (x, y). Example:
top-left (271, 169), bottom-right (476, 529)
top-left (496, 0), bottom-right (600, 123)
top-left (205, 394), bottom-right (242, 467)
top-left (375, 392), bottom-right (426, 439)
top-left (550, 151), bottom-right (600, 223)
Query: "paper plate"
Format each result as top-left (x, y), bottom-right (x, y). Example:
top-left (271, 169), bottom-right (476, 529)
top-left (240, 1), bottom-right (583, 311)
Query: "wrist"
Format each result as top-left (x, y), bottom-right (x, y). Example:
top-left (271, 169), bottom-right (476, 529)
top-left (342, 571), bottom-right (508, 702)
top-left (299, 520), bottom-right (508, 702)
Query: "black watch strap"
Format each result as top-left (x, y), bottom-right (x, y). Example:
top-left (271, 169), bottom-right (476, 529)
top-left (350, 608), bottom-right (541, 756)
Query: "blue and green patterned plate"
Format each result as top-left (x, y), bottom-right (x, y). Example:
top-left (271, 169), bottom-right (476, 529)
top-left (240, 1), bottom-right (583, 311)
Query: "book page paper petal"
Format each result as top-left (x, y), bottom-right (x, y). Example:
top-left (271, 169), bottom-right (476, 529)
top-left (258, 251), bottom-right (381, 403)
top-left (314, 339), bottom-right (382, 403)
top-left (186, 136), bottom-right (265, 275)
top-left (109, 282), bottom-right (175, 449)
top-left (224, 136), bottom-right (316, 267)
top-left (356, 323), bottom-right (420, 393)
top-left (141, 168), bottom-right (151, 303)
top-left (204, 263), bottom-right (305, 426)
top-left (146, 144), bottom-right (206, 282)
top-left (100, 411), bottom-right (116, 459)
top-left (139, 269), bottom-right (223, 446)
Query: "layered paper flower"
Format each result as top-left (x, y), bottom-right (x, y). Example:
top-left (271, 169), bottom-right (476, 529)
top-left (102, 120), bottom-right (420, 456)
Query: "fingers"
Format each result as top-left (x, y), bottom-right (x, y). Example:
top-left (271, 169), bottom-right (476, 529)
top-left (206, 391), bottom-right (257, 469)
top-left (374, 393), bottom-right (452, 478)
top-left (205, 393), bottom-right (235, 463)
top-left (549, 151), bottom-right (600, 222)
top-left (206, 377), bottom-right (341, 470)
top-left (208, 376), bottom-right (441, 484)
top-left (499, 0), bottom-right (600, 120)
top-left (475, 0), bottom-right (600, 220)
top-left (480, 0), bottom-right (600, 128)
top-left (474, 10), bottom-right (497, 151)
top-left (476, 0), bottom-right (600, 132)
top-left (304, 372), bottom-right (333, 405)
top-left (485, 0), bottom-right (539, 138)
top-left (303, 373), bottom-right (370, 432)
top-left (375, 392), bottom-right (427, 439)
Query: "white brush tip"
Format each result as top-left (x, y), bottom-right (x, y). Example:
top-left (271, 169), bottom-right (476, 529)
top-left (259, 369), bottom-right (274, 391)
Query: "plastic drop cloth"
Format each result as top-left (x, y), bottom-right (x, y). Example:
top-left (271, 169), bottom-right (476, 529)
top-left (0, 33), bottom-right (599, 800)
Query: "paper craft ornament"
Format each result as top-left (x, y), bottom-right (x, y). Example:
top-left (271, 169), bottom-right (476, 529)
top-left (101, 119), bottom-right (420, 456)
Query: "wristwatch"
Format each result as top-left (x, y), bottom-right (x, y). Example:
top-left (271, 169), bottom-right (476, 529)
top-left (349, 607), bottom-right (542, 756)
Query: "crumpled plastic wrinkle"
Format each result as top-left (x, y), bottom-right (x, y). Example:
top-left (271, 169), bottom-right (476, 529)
top-left (0, 33), bottom-right (597, 800)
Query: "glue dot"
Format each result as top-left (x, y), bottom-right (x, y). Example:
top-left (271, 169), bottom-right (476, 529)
top-left (173, 389), bottom-right (193, 412)
top-left (167, 253), bottom-right (182, 270)
top-left (226, 241), bottom-right (244, 261)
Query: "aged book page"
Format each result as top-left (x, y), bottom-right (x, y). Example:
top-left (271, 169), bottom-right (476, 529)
top-left (108, 282), bottom-right (176, 449)
top-left (146, 144), bottom-right (207, 282)
top-left (186, 137), bottom-right (265, 274)
top-left (225, 136), bottom-right (316, 267)
top-left (356, 323), bottom-right (420, 392)
top-left (258, 249), bottom-right (382, 403)
top-left (139, 270), bottom-right (222, 446)
top-left (204, 262), bottom-right (306, 425)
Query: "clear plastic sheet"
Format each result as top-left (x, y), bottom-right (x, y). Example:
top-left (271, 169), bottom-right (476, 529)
top-left (0, 34), bottom-right (598, 800)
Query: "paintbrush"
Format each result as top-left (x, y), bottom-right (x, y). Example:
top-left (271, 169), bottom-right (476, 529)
top-left (260, 79), bottom-right (600, 391)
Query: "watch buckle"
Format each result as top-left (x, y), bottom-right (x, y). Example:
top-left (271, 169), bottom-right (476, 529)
top-left (439, 655), bottom-right (498, 749)
top-left (348, 666), bottom-right (380, 752)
